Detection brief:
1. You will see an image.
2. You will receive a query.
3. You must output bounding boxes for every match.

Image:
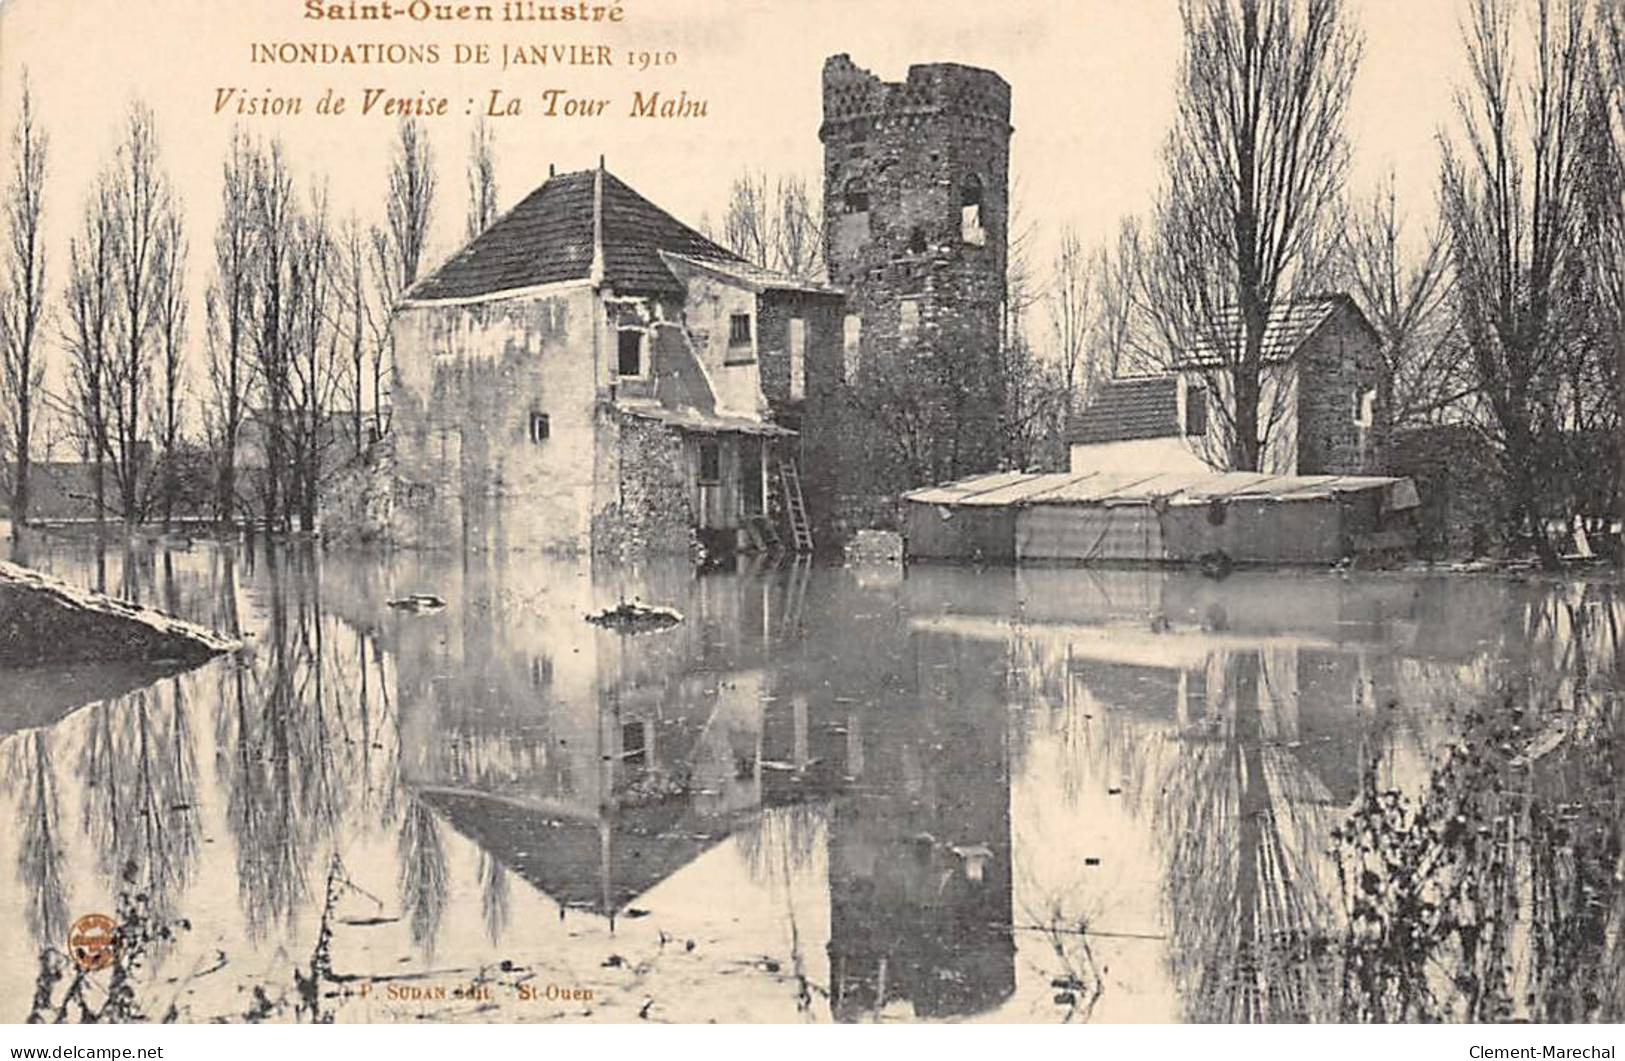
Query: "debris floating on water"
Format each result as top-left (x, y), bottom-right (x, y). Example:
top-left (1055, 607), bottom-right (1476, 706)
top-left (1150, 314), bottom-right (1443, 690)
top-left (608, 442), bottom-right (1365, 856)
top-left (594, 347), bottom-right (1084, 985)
top-left (387, 594), bottom-right (446, 613)
top-left (585, 600), bottom-right (684, 633)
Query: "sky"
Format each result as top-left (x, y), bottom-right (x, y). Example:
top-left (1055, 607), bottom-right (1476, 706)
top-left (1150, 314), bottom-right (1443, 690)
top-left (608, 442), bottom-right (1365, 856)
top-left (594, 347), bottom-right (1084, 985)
top-left (0, 0), bottom-right (1471, 449)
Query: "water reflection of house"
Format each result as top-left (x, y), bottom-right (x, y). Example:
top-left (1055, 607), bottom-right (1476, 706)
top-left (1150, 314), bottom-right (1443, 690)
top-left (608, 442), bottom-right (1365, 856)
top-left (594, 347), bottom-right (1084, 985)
top-left (393, 558), bottom-right (833, 917)
top-left (390, 558), bottom-right (1019, 1018)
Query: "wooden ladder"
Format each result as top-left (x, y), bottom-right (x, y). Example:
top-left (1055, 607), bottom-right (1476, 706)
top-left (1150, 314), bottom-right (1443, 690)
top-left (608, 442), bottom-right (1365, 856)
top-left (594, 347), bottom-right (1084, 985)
top-left (778, 457), bottom-right (815, 555)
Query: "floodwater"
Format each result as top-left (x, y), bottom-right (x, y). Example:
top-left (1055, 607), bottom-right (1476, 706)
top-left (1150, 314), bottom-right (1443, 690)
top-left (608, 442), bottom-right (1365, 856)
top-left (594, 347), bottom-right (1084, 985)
top-left (1, 539), bottom-right (1621, 1024)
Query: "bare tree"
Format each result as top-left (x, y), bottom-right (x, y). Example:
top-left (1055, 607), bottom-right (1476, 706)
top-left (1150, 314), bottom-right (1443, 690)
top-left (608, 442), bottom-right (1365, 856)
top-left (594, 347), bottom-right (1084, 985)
top-left (250, 139), bottom-right (298, 533)
top-left (774, 176), bottom-right (823, 281)
top-left (1440, 0), bottom-right (1591, 562)
top-left (1048, 225), bottom-right (1095, 406)
top-left (337, 215), bottom-right (374, 456)
top-left (465, 117), bottom-right (498, 243)
top-left (1340, 177), bottom-right (1469, 469)
top-left (721, 170), bottom-right (824, 280)
top-left (367, 119), bottom-right (437, 439)
top-left (1094, 217), bottom-right (1150, 378)
top-left (0, 72), bottom-right (48, 533)
top-left (61, 180), bottom-right (116, 526)
top-left (106, 103), bottom-right (171, 524)
top-left (287, 182), bottom-right (343, 532)
top-left (1141, 0), bottom-right (1362, 471)
top-left (205, 130), bottom-right (257, 529)
top-left (154, 205), bottom-right (188, 530)
top-left (1593, 0), bottom-right (1625, 535)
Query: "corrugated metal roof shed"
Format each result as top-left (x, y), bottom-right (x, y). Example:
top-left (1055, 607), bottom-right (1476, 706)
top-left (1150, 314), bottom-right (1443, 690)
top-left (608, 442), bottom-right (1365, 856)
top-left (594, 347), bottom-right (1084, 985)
top-left (904, 470), bottom-right (1417, 509)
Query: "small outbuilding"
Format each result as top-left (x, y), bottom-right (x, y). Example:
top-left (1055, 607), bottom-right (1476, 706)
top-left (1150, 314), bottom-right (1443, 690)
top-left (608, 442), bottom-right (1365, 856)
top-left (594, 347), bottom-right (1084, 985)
top-left (903, 470), bottom-right (1420, 566)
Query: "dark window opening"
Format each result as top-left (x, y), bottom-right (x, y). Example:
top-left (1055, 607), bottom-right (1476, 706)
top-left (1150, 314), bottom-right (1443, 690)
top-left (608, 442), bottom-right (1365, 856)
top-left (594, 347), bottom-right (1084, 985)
top-left (1185, 386), bottom-right (1208, 436)
top-left (843, 179), bottom-right (870, 215)
top-left (622, 721), bottom-right (647, 766)
top-left (698, 439), bottom-right (721, 484)
top-left (528, 412), bottom-right (551, 444)
top-left (729, 313), bottom-right (752, 346)
top-left (617, 329), bottom-right (643, 377)
top-left (908, 226), bottom-right (928, 254)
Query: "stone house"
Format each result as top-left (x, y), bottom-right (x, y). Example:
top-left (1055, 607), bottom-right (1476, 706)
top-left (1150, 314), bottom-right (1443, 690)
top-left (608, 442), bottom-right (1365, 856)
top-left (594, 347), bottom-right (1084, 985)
top-left (390, 163), bottom-right (844, 555)
top-left (1068, 295), bottom-right (1382, 477)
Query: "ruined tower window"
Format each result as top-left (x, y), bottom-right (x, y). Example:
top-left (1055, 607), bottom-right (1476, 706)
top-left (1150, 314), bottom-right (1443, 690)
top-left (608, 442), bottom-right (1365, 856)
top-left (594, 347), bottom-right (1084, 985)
top-left (908, 226), bottom-right (928, 255)
top-left (1185, 386), bottom-right (1208, 436)
top-left (617, 328), bottom-right (644, 377)
top-left (843, 314), bottom-right (862, 380)
top-left (698, 439), bottom-right (721, 484)
top-left (961, 175), bottom-right (987, 246)
top-left (729, 313), bottom-right (753, 347)
top-left (529, 412), bottom-right (551, 444)
top-left (790, 318), bottom-right (807, 402)
top-left (899, 298), bottom-right (921, 340)
top-left (843, 179), bottom-right (870, 215)
top-left (1354, 389), bottom-right (1376, 426)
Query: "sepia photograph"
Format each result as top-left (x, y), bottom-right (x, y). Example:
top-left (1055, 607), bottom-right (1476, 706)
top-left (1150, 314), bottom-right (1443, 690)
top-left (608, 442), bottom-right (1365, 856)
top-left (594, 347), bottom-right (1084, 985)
top-left (0, 0), bottom-right (1623, 1040)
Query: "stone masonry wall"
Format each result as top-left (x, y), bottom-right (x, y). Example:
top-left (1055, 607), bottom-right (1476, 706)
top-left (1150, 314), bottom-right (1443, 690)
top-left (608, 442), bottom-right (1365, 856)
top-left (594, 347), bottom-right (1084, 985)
top-left (819, 54), bottom-right (1012, 536)
top-left (591, 409), bottom-right (694, 560)
top-left (1295, 301), bottom-right (1380, 476)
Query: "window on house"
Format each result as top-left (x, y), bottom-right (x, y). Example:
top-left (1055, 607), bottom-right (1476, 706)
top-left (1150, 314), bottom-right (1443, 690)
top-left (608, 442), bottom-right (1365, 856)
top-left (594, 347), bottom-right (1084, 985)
top-left (528, 412), bottom-right (551, 444)
top-left (843, 179), bottom-right (870, 215)
top-left (1185, 386), bottom-right (1208, 436)
top-left (789, 318), bottom-right (807, 402)
top-left (961, 176), bottom-right (986, 246)
top-left (729, 313), bottom-right (753, 347)
top-left (899, 299), bottom-right (921, 340)
top-left (622, 722), bottom-right (647, 766)
top-left (617, 329), bottom-right (643, 377)
top-left (843, 314), bottom-right (862, 380)
top-left (698, 439), bottom-right (721, 484)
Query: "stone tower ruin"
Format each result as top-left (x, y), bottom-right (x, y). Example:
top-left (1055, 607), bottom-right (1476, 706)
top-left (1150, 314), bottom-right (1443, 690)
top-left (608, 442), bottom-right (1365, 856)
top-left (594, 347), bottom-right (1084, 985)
top-left (817, 53), bottom-right (1013, 530)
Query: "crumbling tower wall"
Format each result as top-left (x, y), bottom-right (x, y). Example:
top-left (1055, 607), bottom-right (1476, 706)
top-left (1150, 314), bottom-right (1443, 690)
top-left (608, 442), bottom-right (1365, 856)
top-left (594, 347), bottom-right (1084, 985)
top-left (816, 54), bottom-right (1013, 535)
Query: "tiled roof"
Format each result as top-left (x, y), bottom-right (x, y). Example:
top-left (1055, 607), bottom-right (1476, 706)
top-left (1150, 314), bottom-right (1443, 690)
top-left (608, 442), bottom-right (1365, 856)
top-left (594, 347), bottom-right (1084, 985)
top-left (407, 168), bottom-right (744, 302)
top-left (1068, 376), bottom-right (1180, 445)
top-left (1179, 295), bottom-right (1365, 367)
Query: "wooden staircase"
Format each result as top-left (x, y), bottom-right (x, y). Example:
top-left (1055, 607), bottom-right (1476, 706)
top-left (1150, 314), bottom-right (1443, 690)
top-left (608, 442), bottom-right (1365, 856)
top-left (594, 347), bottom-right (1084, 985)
top-left (778, 457), bottom-right (814, 556)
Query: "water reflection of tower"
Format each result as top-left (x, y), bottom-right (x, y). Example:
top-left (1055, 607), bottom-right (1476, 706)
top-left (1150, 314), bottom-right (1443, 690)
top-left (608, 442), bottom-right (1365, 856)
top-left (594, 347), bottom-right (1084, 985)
top-left (808, 574), bottom-right (1017, 1021)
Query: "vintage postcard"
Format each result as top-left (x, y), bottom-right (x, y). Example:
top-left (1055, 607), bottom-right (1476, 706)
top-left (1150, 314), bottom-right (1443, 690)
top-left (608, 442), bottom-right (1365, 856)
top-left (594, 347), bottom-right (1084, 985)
top-left (0, 0), bottom-right (1623, 1037)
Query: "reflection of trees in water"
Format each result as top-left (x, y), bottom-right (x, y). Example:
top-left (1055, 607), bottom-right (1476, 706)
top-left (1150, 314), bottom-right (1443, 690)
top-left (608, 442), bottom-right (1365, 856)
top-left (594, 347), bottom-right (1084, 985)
top-left (7, 730), bottom-right (69, 949)
top-left (214, 545), bottom-right (402, 941)
top-left (396, 800), bottom-right (448, 956)
top-left (477, 849), bottom-right (509, 946)
top-left (72, 682), bottom-right (201, 932)
top-left (1154, 651), bottom-right (1343, 1023)
top-left (737, 802), bottom-right (830, 1015)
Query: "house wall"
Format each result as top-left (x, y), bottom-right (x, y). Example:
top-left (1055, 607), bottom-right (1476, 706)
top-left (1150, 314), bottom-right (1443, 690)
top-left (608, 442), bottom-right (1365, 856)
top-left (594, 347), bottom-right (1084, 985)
top-left (664, 272), bottom-right (766, 419)
top-left (1295, 304), bottom-right (1379, 475)
top-left (758, 290), bottom-right (846, 547)
top-left (1068, 437), bottom-right (1209, 478)
top-left (1177, 365), bottom-right (1300, 474)
top-left (591, 411), bottom-right (696, 559)
top-left (391, 284), bottom-right (605, 553)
